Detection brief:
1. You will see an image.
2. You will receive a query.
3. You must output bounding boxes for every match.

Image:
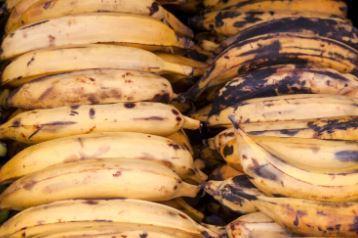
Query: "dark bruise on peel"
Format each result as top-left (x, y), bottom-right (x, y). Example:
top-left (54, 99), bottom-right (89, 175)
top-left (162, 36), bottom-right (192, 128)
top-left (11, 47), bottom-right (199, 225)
top-left (222, 145), bottom-right (234, 156)
top-left (232, 175), bottom-right (256, 188)
top-left (139, 233), bottom-right (148, 238)
top-left (308, 118), bottom-right (358, 136)
top-left (224, 17), bottom-right (358, 49)
top-left (214, 10), bottom-right (241, 27)
top-left (148, 2), bottom-right (159, 16)
top-left (335, 150), bottom-right (358, 162)
top-left (134, 116), bottom-right (165, 121)
top-left (252, 164), bottom-right (277, 181)
top-left (293, 210), bottom-right (307, 226)
top-left (124, 102), bottom-right (136, 109)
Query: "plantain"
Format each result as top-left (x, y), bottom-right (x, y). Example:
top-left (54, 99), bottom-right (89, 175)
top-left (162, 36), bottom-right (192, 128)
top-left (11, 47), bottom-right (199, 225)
top-left (204, 174), bottom-right (260, 213)
top-left (0, 132), bottom-right (194, 183)
top-left (1, 13), bottom-right (193, 60)
top-left (219, 16), bottom-right (357, 49)
top-left (231, 122), bottom-right (358, 202)
top-left (0, 199), bottom-right (218, 237)
top-left (0, 158), bottom-right (199, 210)
top-left (0, 102), bottom-right (200, 143)
top-left (208, 94), bottom-right (358, 127)
top-left (183, 33), bottom-right (358, 100)
top-left (209, 65), bottom-right (358, 116)
top-left (2, 45), bottom-right (194, 87)
top-left (254, 136), bottom-right (358, 173)
top-left (6, 0), bottom-right (193, 37)
top-left (226, 212), bottom-right (291, 238)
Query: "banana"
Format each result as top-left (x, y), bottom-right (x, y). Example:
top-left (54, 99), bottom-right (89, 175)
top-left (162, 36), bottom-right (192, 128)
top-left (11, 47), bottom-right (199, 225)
top-left (1, 13), bottom-right (193, 60)
top-left (5, 69), bottom-right (175, 109)
top-left (219, 16), bottom-right (357, 49)
top-left (210, 130), bottom-right (358, 173)
top-left (2, 45), bottom-right (194, 87)
top-left (209, 65), bottom-right (358, 115)
top-left (0, 102), bottom-right (200, 143)
top-left (6, 0), bottom-right (193, 37)
top-left (167, 130), bottom-right (194, 155)
top-left (0, 199), bottom-right (218, 237)
top-left (36, 229), bottom-right (194, 238)
top-left (241, 193), bottom-right (358, 237)
top-left (23, 223), bottom-right (203, 238)
top-left (183, 33), bottom-right (358, 100)
top-left (204, 174), bottom-right (260, 213)
top-left (0, 158), bottom-right (199, 210)
top-left (231, 122), bottom-right (358, 201)
top-left (209, 94), bottom-right (358, 127)
top-left (226, 212), bottom-right (291, 238)
top-left (0, 132), bottom-right (193, 183)
top-left (194, 10), bottom-right (353, 40)
top-left (5, 0), bottom-right (22, 10)
top-left (254, 136), bottom-right (358, 173)
top-left (202, 0), bottom-right (346, 14)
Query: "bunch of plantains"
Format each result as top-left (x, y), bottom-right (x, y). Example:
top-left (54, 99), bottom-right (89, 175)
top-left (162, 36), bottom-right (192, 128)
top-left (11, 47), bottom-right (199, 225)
top-left (184, 0), bottom-right (358, 237)
top-left (0, 0), bottom-right (225, 237)
top-left (0, 0), bottom-right (357, 238)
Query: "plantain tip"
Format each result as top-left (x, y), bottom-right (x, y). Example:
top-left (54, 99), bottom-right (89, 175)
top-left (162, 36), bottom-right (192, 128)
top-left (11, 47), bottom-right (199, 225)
top-left (228, 115), bottom-right (239, 129)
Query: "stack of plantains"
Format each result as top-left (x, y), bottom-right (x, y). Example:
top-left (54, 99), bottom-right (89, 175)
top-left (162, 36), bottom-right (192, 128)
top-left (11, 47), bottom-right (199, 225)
top-left (0, 1), bottom-right (224, 237)
top-left (184, 0), bottom-right (358, 237)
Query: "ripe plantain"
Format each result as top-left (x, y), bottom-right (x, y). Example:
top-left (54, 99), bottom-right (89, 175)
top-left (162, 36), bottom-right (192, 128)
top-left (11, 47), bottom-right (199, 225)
top-left (6, 0), bottom-right (193, 37)
top-left (5, 69), bottom-right (175, 109)
top-left (219, 16), bottom-right (357, 49)
top-left (0, 158), bottom-right (199, 210)
top-left (0, 102), bottom-right (200, 143)
top-left (231, 122), bottom-right (358, 202)
top-left (204, 174), bottom-right (260, 213)
top-left (208, 94), bottom-right (358, 127)
top-left (0, 199), bottom-right (218, 237)
top-left (1, 13), bottom-right (193, 60)
top-left (2, 45), bottom-right (194, 87)
top-left (226, 212), bottom-right (291, 238)
top-left (202, 0), bottom-right (346, 15)
top-left (0, 132), bottom-right (194, 183)
top-left (254, 136), bottom-right (358, 173)
top-left (183, 33), bottom-right (358, 100)
top-left (209, 65), bottom-right (358, 115)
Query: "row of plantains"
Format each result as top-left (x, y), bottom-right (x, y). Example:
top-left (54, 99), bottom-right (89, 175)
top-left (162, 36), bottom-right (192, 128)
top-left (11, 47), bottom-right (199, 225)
top-left (0, 0), bottom-right (222, 238)
top-left (0, 0), bottom-right (357, 237)
top-left (186, 0), bottom-right (358, 237)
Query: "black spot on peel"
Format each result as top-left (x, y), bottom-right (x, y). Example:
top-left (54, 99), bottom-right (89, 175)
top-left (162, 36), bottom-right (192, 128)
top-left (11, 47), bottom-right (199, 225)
top-left (113, 170), bottom-right (122, 177)
top-left (11, 119), bottom-right (21, 128)
top-left (335, 150), bottom-right (358, 162)
top-left (253, 164), bottom-right (277, 181)
top-left (308, 118), bottom-right (358, 136)
top-left (279, 129), bottom-right (300, 136)
top-left (172, 109), bottom-right (180, 116)
top-left (134, 116), bottom-right (164, 121)
top-left (83, 200), bottom-right (98, 205)
top-left (293, 210), bottom-right (307, 226)
top-left (124, 102), bottom-right (135, 109)
top-left (43, 1), bottom-right (53, 9)
top-left (232, 175), bottom-right (255, 188)
top-left (23, 180), bottom-right (36, 190)
top-left (27, 56), bottom-right (35, 66)
top-left (222, 145), bottom-right (234, 156)
top-left (152, 93), bottom-right (170, 103)
top-left (148, 2), bottom-right (159, 16)
top-left (215, 10), bottom-right (241, 27)
top-left (139, 233), bottom-right (148, 238)
top-left (89, 108), bottom-right (95, 119)
top-left (349, 216), bottom-right (358, 233)
top-left (168, 143), bottom-right (181, 150)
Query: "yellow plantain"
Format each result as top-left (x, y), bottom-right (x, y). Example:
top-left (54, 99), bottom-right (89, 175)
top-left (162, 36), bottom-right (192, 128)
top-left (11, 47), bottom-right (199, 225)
top-left (226, 212), bottom-right (291, 238)
top-left (7, 0), bottom-right (193, 37)
top-left (0, 102), bottom-right (200, 143)
top-left (208, 94), bottom-right (358, 127)
top-left (0, 132), bottom-right (194, 183)
top-left (204, 174), bottom-right (260, 213)
top-left (254, 136), bottom-right (358, 173)
top-left (0, 158), bottom-right (199, 210)
top-left (0, 199), bottom-right (218, 237)
top-left (1, 13), bottom-right (193, 60)
top-left (5, 69), bottom-right (175, 109)
top-left (2, 45), bottom-right (194, 87)
top-left (231, 122), bottom-right (358, 202)
top-left (183, 33), bottom-right (358, 100)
